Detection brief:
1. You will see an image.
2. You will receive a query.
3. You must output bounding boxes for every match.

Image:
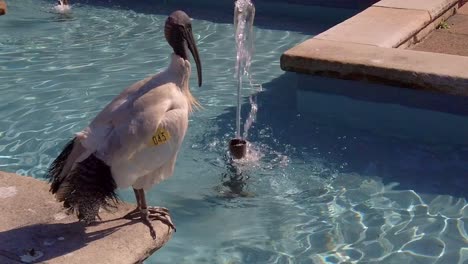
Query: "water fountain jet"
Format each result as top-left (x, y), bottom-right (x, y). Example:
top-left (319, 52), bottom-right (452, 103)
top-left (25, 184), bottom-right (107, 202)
top-left (229, 0), bottom-right (255, 160)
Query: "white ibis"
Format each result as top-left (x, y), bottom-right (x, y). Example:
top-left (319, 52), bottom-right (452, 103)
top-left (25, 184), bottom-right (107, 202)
top-left (55, 0), bottom-right (71, 13)
top-left (0, 0), bottom-right (7, 16)
top-left (46, 10), bottom-right (202, 238)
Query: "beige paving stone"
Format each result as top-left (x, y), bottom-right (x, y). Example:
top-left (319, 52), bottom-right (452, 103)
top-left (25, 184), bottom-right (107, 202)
top-left (398, 4), bottom-right (457, 48)
top-left (411, 31), bottom-right (468, 56)
top-left (457, 2), bottom-right (468, 15)
top-left (410, 6), bottom-right (468, 56)
top-left (281, 0), bottom-right (467, 98)
top-left (374, 0), bottom-right (458, 19)
top-left (0, 171), bottom-right (173, 264)
top-left (315, 7), bottom-right (431, 47)
top-left (443, 13), bottom-right (468, 35)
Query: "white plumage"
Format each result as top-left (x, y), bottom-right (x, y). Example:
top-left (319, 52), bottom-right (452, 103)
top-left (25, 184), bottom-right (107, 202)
top-left (78, 54), bottom-right (193, 190)
top-left (47, 10), bottom-right (202, 236)
top-left (54, 0), bottom-right (71, 13)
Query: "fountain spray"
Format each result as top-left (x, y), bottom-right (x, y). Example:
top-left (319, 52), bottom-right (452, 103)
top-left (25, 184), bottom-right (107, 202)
top-left (229, 0), bottom-right (255, 159)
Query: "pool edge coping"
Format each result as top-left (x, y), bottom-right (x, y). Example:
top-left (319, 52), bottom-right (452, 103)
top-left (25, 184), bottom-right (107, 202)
top-left (0, 171), bottom-right (173, 264)
top-left (280, 0), bottom-right (468, 97)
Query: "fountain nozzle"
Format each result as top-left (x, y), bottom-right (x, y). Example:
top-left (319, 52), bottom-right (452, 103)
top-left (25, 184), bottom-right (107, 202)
top-left (229, 138), bottom-right (247, 159)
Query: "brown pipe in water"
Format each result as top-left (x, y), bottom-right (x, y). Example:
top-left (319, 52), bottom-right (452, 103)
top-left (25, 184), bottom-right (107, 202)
top-left (229, 138), bottom-right (247, 159)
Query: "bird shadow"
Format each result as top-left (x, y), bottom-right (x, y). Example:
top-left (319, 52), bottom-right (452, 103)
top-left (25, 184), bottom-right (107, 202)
top-left (52, 11), bottom-right (74, 22)
top-left (0, 216), bottom-right (142, 263)
top-left (215, 157), bottom-right (254, 199)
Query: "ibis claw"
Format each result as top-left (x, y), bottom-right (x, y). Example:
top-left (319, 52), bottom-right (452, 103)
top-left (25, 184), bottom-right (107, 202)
top-left (144, 206), bottom-right (176, 232)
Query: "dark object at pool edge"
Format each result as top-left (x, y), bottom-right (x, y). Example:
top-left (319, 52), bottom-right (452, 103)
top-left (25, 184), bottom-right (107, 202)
top-left (229, 138), bottom-right (247, 159)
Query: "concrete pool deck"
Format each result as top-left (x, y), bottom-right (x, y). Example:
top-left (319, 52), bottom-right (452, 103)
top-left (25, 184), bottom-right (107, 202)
top-left (0, 171), bottom-right (173, 264)
top-left (411, 3), bottom-right (468, 56)
top-left (281, 0), bottom-right (468, 97)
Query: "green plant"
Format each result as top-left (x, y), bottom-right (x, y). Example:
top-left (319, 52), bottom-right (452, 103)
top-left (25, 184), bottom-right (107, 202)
top-left (437, 20), bottom-right (450, 29)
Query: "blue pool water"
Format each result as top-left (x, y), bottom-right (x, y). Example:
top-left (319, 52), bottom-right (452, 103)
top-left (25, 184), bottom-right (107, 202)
top-left (1, 1), bottom-right (467, 263)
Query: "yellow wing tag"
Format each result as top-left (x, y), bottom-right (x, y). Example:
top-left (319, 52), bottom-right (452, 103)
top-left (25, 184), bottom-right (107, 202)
top-left (150, 127), bottom-right (171, 146)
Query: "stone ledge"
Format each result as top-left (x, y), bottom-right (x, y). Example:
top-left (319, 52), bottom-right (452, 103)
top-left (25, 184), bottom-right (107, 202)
top-left (315, 0), bottom-right (459, 48)
top-left (281, 0), bottom-right (467, 97)
top-left (281, 38), bottom-right (468, 96)
top-left (0, 171), bottom-right (173, 264)
top-left (315, 6), bottom-right (432, 48)
top-left (409, 4), bottom-right (468, 56)
top-left (374, 0), bottom-right (457, 19)
top-left (397, 3), bottom-right (457, 49)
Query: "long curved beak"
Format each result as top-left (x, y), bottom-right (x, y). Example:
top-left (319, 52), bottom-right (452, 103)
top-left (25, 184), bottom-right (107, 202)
top-left (184, 27), bottom-right (202, 87)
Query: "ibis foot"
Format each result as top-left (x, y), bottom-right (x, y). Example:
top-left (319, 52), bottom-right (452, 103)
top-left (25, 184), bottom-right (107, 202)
top-left (123, 208), bottom-right (141, 219)
top-left (144, 207), bottom-right (176, 232)
top-left (124, 206), bottom-right (176, 239)
top-left (126, 188), bottom-right (175, 239)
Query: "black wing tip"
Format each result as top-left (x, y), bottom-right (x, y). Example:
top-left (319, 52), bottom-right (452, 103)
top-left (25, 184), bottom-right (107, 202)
top-left (46, 139), bottom-right (120, 223)
top-left (61, 154), bottom-right (120, 223)
top-left (46, 138), bottom-right (76, 193)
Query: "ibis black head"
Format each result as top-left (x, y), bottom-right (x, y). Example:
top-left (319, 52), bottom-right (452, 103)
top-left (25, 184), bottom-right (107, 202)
top-left (57, 0), bottom-right (69, 5)
top-left (165, 10), bottom-right (202, 87)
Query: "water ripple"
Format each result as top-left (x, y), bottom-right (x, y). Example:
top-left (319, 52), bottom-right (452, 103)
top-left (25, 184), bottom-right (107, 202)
top-left (0, 1), bottom-right (466, 264)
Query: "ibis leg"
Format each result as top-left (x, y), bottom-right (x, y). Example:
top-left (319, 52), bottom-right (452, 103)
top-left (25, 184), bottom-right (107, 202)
top-left (138, 189), bottom-right (176, 232)
top-left (123, 188), bottom-right (176, 239)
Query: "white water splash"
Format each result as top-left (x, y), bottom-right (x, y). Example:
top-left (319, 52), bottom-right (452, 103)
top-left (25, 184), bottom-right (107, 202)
top-left (234, 0), bottom-right (256, 139)
top-left (54, 0), bottom-right (71, 14)
top-left (243, 82), bottom-right (263, 140)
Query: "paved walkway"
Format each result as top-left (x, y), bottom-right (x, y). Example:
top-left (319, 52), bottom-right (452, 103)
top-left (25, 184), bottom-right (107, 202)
top-left (0, 171), bottom-right (173, 264)
top-left (281, 0), bottom-right (468, 97)
top-left (411, 3), bottom-right (468, 56)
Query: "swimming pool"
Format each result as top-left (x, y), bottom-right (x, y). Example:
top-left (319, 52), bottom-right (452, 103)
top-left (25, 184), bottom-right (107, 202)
top-left (0, 1), bottom-right (467, 263)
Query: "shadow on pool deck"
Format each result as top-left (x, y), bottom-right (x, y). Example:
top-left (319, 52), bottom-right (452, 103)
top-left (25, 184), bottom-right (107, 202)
top-left (0, 213), bottom-right (162, 263)
top-left (197, 72), bottom-right (468, 200)
top-left (0, 172), bottom-right (174, 264)
top-left (1, 215), bottom-right (163, 262)
top-left (1, 222), bottom-right (99, 263)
